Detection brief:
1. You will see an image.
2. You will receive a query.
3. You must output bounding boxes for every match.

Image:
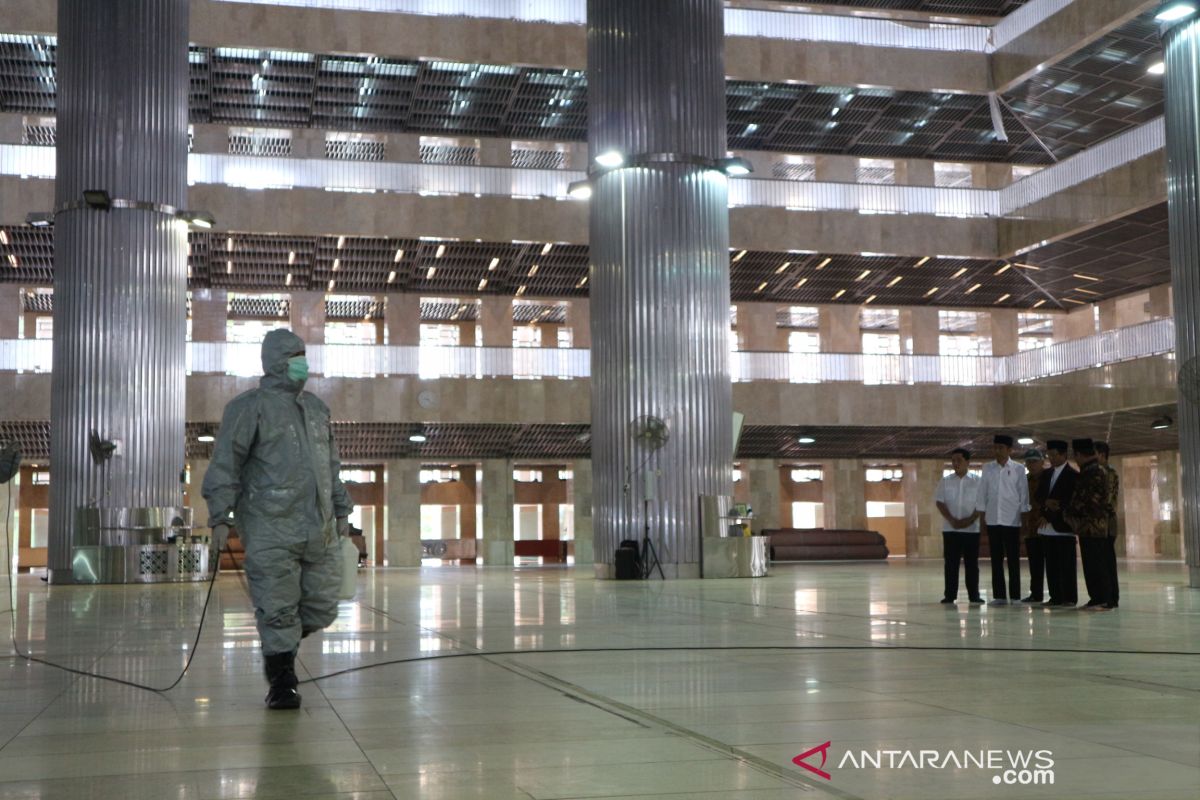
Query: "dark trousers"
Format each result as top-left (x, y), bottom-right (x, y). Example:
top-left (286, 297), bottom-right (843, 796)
top-left (1079, 537), bottom-right (1115, 606)
top-left (1024, 535), bottom-right (1045, 600)
top-left (987, 525), bottom-right (1021, 600)
top-left (942, 531), bottom-right (981, 600)
top-left (1042, 535), bottom-right (1077, 604)
top-left (1105, 536), bottom-right (1120, 606)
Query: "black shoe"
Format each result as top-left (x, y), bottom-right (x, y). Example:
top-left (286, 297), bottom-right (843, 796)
top-left (1021, 595), bottom-right (1043, 603)
top-left (968, 597), bottom-right (984, 604)
top-left (263, 651), bottom-right (301, 710)
top-left (1042, 599), bottom-right (1058, 607)
top-left (940, 598), bottom-right (955, 604)
top-left (1084, 599), bottom-right (1103, 608)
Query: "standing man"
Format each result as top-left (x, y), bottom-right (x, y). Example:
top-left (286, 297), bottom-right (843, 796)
top-left (935, 448), bottom-right (983, 604)
top-left (1036, 440), bottom-right (1078, 607)
top-left (1021, 448), bottom-right (1047, 603)
top-left (1065, 438), bottom-right (1115, 610)
top-left (204, 329), bottom-right (355, 709)
top-left (976, 434), bottom-right (1029, 605)
top-left (1096, 442), bottom-right (1121, 609)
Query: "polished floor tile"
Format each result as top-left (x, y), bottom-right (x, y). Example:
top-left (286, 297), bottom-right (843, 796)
top-left (0, 559), bottom-right (1196, 799)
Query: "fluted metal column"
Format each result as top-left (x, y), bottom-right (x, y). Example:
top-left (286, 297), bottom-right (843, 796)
top-left (588, 0), bottom-right (732, 578)
top-left (48, 0), bottom-right (190, 581)
top-left (1163, 13), bottom-right (1200, 588)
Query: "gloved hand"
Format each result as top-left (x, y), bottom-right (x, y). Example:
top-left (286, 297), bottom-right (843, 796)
top-left (337, 517), bottom-right (351, 538)
top-left (212, 523), bottom-right (231, 552)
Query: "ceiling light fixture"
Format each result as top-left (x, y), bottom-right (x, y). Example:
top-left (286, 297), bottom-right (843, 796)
top-left (478, 278), bottom-right (488, 290)
top-left (226, 237), bottom-right (234, 252)
top-left (225, 260), bottom-right (233, 274)
top-left (915, 256), bottom-right (930, 267)
top-left (529, 264), bottom-right (539, 276)
top-left (775, 262), bottom-right (791, 274)
top-left (756, 281), bottom-right (768, 292)
top-left (732, 250), bottom-right (747, 263)
top-left (887, 276), bottom-right (902, 287)
top-left (1148, 61), bottom-right (1166, 75)
top-left (516, 285), bottom-right (527, 297)
top-left (332, 258), bottom-right (340, 272)
top-left (567, 180), bottom-right (592, 199)
top-left (178, 210), bottom-right (214, 228)
top-left (719, 157), bottom-right (753, 176)
top-left (1156, 1), bottom-right (1198, 23)
top-left (0, 230), bottom-right (7, 245)
top-left (435, 244), bottom-right (446, 258)
top-left (965, 283), bottom-right (981, 294)
top-left (925, 287), bottom-right (939, 296)
top-left (1076, 287), bottom-right (1100, 296)
top-left (816, 257), bottom-right (832, 269)
top-left (1152, 415), bottom-right (1174, 430)
top-left (337, 236), bottom-right (346, 249)
top-left (1017, 437), bottom-right (1035, 446)
top-left (394, 248), bottom-right (404, 262)
top-left (288, 250), bottom-right (296, 264)
top-left (1073, 273), bottom-right (1101, 282)
top-left (541, 243), bottom-right (553, 256)
top-left (798, 436), bottom-right (816, 444)
top-left (833, 288), bottom-right (846, 299)
top-left (409, 433), bottom-right (428, 443)
top-left (594, 150), bottom-right (625, 168)
top-left (7, 254), bottom-right (18, 268)
top-left (387, 270), bottom-right (396, 283)
top-left (1033, 299), bottom-right (1047, 308)
top-left (82, 189), bottom-right (112, 210)
top-left (426, 267), bottom-right (436, 279)
top-left (795, 277), bottom-right (808, 288)
top-left (952, 267), bottom-right (968, 279)
top-left (488, 257), bottom-right (500, 270)
top-left (285, 273), bottom-right (293, 286)
top-left (995, 263), bottom-right (1011, 274)
top-left (998, 293), bottom-right (1011, 302)
top-left (25, 211), bottom-right (53, 228)
top-left (856, 270), bottom-right (870, 281)
top-left (327, 279), bottom-right (335, 291)
top-left (198, 435), bottom-right (215, 443)
top-left (864, 294), bottom-right (877, 304)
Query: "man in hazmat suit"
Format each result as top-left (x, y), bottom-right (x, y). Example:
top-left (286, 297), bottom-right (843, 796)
top-left (203, 329), bottom-right (353, 709)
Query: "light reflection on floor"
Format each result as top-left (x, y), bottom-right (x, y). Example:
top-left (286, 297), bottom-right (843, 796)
top-left (0, 559), bottom-right (1197, 799)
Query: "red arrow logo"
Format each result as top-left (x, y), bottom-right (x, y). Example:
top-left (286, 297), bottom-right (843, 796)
top-left (793, 741), bottom-right (833, 780)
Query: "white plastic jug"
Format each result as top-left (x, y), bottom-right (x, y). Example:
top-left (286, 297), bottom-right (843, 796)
top-left (339, 536), bottom-right (359, 600)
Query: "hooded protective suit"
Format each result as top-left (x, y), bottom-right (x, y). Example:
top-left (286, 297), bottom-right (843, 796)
top-left (203, 329), bottom-right (353, 656)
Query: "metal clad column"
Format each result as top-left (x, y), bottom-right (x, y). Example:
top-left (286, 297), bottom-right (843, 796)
top-left (588, 0), bottom-right (732, 578)
top-left (49, 0), bottom-right (190, 581)
top-left (1164, 13), bottom-right (1200, 588)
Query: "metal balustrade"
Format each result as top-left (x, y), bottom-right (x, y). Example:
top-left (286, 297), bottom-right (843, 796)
top-left (0, 114), bottom-right (1165, 218)
top-left (0, 319), bottom-right (1176, 384)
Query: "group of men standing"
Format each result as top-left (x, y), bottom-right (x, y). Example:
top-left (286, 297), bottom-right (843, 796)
top-left (935, 434), bottom-right (1121, 610)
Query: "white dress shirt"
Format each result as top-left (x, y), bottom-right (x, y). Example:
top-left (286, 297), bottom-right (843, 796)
top-left (935, 472), bottom-right (980, 533)
top-left (1039, 463), bottom-right (1072, 537)
top-left (976, 458), bottom-right (1030, 527)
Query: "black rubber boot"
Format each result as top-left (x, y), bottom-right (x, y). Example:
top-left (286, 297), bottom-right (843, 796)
top-left (263, 651), bottom-right (301, 710)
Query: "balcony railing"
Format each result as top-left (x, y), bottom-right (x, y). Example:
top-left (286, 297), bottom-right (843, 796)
top-left (0, 319), bottom-right (1175, 385)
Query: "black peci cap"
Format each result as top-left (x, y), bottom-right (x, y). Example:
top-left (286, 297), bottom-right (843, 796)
top-left (993, 434), bottom-right (1014, 447)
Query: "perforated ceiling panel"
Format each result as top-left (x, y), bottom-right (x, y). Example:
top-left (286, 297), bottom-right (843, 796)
top-left (5, 411), bottom-right (1178, 463)
top-left (0, 37), bottom-right (1057, 162)
top-left (0, 204), bottom-right (1175, 310)
top-left (770, 0), bottom-right (1029, 14)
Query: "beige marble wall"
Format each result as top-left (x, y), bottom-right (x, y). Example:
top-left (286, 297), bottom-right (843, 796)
top-left (989, 309), bottom-right (1019, 357)
top-left (818, 305), bottom-right (860, 354)
top-left (900, 307), bottom-right (939, 356)
top-left (1000, 356), bottom-right (1175, 427)
top-left (570, 458), bottom-right (593, 566)
top-left (1117, 455), bottom-right (1154, 559)
top-left (385, 294), bottom-right (421, 346)
top-left (385, 459), bottom-right (422, 567)
top-left (1052, 305), bottom-right (1097, 343)
top-left (736, 303), bottom-right (781, 352)
top-left (823, 459), bottom-right (867, 531)
top-left (480, 459), bottom-right (514, 566)
top-left (1149, 285), bottom-right (1173, 319)
top-left (814, 156), bottom-right (857, 184)
top-left (479, 296), bottom-right (514, 348)
top-left (973, 163), bottom-right (1015, 190)
top-left (568, 300), bottom-right (591, 349)
top-left (745, 459), bottom-right (782, 533)
top-left (191, 288), bottom-right (227, 343)
top-left (0, 284), bottom-right (20, 341)
top-left (1155, 451), bottom-right (1183, 559)
top-left (903, 460), bottom-right (944, 558)
top-left (289, 291), bottom-right (326, 344)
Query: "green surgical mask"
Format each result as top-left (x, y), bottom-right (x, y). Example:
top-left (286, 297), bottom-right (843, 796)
top-left (286, 355), bottom-right (309, 383)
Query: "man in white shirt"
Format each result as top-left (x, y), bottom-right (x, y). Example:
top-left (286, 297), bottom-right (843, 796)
top-left (975, 434), bottom-right (1030, 605)
top-left (935, 448), bottom-right (983, 604)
